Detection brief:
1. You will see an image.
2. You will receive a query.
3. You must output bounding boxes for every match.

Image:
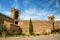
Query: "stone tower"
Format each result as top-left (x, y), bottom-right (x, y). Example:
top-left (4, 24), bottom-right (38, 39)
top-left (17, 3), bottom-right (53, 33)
top-left (48, 15), bottom-right (55, 22)
top-left (11, 8), bottom-right (20, 25)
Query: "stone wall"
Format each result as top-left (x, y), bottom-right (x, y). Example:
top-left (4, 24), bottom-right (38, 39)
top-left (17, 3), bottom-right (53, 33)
top-left (18, 20), bottom-right (29, 35)
top-left (19, 20), bottom-right (60, 35)
top-left (54, 21), bottom-right (60, 29)
top-left (0, 13), bottom-right (14, 31)
top-left (4, 20), bottom-right (10, 31)
top-left (10, 24), bottom-right (22, 34)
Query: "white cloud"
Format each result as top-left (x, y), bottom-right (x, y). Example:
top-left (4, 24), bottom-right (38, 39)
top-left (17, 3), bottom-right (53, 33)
top-left (55, 15), bottom-right (60, 20)
top-left (24, 16), bottom-right (30, 20)
top-left (24, 8), bottom-right (36, 15)
top-left (55, 19), bottom-right (60, 21)
top-left (21, 8), bottom-right (54, 20)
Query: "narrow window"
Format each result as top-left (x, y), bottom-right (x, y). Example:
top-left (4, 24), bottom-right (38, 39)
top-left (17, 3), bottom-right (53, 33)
top-left (15, 11), bottom-right (18, 19)
top-left (13, 30), bottom-right (15, 33)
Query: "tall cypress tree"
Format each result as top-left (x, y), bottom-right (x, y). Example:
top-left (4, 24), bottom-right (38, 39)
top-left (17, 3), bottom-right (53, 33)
top-left (29, 18), bottom-right (34, 35)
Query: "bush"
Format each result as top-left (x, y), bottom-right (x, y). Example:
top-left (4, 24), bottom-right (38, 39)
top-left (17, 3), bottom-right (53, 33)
top-left (14, 32), bottom-right (19, 36)
top-left (21, 33), bottom-right (26, 36)
top-left (31, 32), bottom-right (34, 35)
top-left (36, 34), bottom-right (40, 36)
top-left (44, 33), bottom-right (48, 35)
top-left (56, 29), bottom-right (60, 33)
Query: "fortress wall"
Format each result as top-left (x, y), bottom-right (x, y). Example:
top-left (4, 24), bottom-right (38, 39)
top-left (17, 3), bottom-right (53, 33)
top-left (54, 21), bottom-right (60, 29)
top-left (1, 12), bottom-right (60, 35)
top-left (12, 20), bottom-right (60, 35)
top-left (18, 20), bottom-right (29, 35)
top-left (32, 21), bottom-right (53, 34)
top-left (19, 20), bottom-right (53, 35)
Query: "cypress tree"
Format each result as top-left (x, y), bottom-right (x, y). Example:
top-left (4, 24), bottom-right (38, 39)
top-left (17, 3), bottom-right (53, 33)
top-left (29, 18), bottom-right (34, 35)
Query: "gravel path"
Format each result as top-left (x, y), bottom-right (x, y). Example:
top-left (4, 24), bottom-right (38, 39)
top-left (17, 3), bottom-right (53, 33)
top-left (0, 34), bottom-right (60, 40)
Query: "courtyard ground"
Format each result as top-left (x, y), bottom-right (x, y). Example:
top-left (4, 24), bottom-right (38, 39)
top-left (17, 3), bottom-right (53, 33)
top-left (0, 33), bottom-right (60, 40)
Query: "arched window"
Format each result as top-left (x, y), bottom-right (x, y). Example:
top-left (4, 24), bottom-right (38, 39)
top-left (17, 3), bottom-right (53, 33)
top-left (15, 11), bottom-right (18, 19)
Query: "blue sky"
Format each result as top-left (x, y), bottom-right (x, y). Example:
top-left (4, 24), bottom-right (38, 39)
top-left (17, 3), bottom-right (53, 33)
top-left (0, 0), bottom-right (60, 20)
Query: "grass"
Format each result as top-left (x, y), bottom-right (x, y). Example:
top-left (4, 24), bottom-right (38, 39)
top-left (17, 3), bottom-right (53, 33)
top-left (0, 36), bottom-right (3, 38)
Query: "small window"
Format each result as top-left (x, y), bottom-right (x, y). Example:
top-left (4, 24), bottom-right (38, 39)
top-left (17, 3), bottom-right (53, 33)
top-left (15, 21), bottom-right (18, 24)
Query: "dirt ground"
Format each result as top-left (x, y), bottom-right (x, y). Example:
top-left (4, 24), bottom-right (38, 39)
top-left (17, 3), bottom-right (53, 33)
top-left (0, 34), bottom-right (60, 40)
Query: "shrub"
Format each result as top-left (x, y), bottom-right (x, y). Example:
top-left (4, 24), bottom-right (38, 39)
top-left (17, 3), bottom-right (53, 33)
top-left (14, 32), bottom-right (19, 36)
top-left (21, 33), bottom-right (26, 36)
top-left (0, 24), bottom-right (7, 37)
top-left (36, 34), bottom-right (40, 36)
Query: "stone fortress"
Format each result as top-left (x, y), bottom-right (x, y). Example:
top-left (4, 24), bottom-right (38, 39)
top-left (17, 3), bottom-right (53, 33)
top-left (0, 8), bottom-right (60, 35)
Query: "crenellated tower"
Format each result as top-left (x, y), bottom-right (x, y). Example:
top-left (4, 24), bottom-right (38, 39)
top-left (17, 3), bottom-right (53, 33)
top-left (48, 15), bottom-right (55, 22)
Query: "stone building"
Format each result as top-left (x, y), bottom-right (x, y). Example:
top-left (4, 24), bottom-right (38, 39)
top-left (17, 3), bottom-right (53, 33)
top-left (0, 8), bottom-right (60, 35)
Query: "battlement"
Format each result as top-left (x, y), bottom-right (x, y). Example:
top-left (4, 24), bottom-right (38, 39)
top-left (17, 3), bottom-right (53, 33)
top-left (48, 15), bottom-right (55, 22)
